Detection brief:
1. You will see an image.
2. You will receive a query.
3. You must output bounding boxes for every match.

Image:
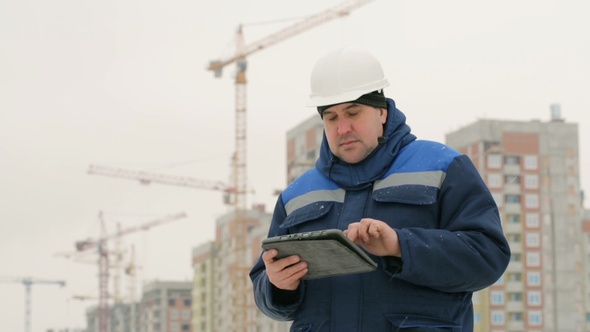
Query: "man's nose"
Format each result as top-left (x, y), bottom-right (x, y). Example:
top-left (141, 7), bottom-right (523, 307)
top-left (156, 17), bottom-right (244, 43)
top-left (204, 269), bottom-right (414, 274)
top-left (337, 118), bottom-right (352, 135)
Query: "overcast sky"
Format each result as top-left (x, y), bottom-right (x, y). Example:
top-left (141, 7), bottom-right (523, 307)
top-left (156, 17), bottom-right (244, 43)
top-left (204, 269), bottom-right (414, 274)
top-left (1, 0), bottom-right (589, 331)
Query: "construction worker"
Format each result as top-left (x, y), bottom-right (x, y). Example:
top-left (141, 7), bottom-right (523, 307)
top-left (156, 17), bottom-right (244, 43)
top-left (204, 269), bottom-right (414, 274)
top-left (250, 46), bottom-right (510, 331)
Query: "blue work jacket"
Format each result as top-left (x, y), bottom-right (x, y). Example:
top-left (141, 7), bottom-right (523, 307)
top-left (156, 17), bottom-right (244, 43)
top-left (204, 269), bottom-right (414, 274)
top-left (250, 99), bottom-right (511, 331)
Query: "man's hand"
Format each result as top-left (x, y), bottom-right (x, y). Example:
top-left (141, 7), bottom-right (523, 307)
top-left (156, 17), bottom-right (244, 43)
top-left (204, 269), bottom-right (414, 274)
top-left (262, 249), bottom-right (308, 290)
top-left (344, 218), bottom-right (401, 257)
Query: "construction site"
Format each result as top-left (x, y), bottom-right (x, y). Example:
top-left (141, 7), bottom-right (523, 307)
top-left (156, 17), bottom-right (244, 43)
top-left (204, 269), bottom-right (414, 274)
top-left (2, 0), bottom-right (590, 331)
top-left (1, 1), bottom-right (377, 331)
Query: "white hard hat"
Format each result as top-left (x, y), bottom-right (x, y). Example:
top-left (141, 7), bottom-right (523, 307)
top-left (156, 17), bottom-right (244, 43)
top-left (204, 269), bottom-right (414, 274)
top-left (307, 45), bottom-right (390, 108)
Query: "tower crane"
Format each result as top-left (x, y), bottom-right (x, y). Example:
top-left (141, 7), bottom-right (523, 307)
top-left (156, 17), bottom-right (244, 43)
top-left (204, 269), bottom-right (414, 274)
top-left (206, 1), bottom-right (375, 330)
top-left (87, 164), bottom-right (239, 205)
top-left (72, 211), bottom-right (187, 332)
top-left (0, 276), bottom-right (66, 332)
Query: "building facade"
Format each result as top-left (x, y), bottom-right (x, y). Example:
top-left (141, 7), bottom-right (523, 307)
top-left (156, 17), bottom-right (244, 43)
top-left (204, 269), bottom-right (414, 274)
top-left (446, 108), bottom-right (584, 332)
top-left (286, 115), bottom-right (323, 185)
top-left (191, 206), bottom-right (289, 332)
top-left (141, 281), bottom-right (192, 332)
top-left (581, 208), bottom-right (590, 330)
top-left (85, 302), bottom-right (141, 332)
top-left (287, 108), bottom-right (587, 331)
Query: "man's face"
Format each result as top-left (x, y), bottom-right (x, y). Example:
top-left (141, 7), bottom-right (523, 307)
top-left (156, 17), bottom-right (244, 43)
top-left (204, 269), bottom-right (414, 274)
top-left (322, 103), bottom-right (387, 164)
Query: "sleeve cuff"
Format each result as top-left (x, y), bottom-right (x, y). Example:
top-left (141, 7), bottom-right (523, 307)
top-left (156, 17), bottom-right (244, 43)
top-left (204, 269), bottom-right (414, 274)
top-left (271, 284), bottom-right (303, 306)
top-left (381, 256), bottom-right (404, 276)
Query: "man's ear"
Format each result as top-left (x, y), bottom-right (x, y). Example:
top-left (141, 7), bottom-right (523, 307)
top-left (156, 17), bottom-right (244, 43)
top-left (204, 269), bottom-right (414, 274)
top-left (380, 108), bottom-right (388, 124)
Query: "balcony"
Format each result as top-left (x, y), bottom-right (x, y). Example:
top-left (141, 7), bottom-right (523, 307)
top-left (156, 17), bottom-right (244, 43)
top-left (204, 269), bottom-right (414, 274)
top-left (505, 281), bottom-right (523, 292)
top-left (504, 164), bottom-right (521, 175)
top-left (503, 222), bottom-right (522, 234)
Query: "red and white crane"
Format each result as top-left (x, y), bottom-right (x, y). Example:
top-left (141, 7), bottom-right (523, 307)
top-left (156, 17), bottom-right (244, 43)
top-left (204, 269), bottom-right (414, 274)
top-left (72, 210), bottom-right (187, 332)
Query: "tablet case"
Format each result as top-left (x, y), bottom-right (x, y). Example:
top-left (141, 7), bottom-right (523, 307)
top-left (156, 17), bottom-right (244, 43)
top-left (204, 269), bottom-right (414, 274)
top-left (261, 229), bottom-right (378, 279)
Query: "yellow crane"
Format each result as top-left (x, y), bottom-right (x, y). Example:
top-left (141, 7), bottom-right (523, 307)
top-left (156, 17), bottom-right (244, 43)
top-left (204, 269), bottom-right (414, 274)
top-left (0, 276), bottom-right (66, 332)
top-left (207, 1), bottom-right (375, 330)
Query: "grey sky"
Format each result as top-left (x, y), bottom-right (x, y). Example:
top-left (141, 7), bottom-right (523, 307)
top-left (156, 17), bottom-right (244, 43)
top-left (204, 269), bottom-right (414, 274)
top-left (1, 0), bottom-right (589, 330)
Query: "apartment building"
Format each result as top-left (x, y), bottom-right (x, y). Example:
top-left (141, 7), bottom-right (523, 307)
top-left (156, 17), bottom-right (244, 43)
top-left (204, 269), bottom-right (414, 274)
top-left (85, 302), bottom-right (140, 332)
top-left (286, 115), bottom-right (323, 184)
top-left (191, 241), bottom-right (215, 332)
top-left (287, 108), bottom-right (587, 331)
top-left (446, 105), bottom-right (584, 332)
top-left (582, 209), bottom-right (590, 330)
top-left (191, 206), bottom-right (289, 332)
top-left (141, 281), bottom-right (192, 332)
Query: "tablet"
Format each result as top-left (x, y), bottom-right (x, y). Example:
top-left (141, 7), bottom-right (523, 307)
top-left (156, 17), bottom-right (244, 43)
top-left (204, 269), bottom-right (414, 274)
top-left (261, 229), bottom-right (377, 279)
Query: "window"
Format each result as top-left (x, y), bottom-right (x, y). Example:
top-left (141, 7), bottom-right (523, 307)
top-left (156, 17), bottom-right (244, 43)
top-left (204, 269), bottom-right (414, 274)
top-left (508, 292), bottom-right (522, 302)
top-left (528, 291), bottom-right (542, 306)
top-left (488, 154), bottom-right (502, 169)
top-left (526, 233), bottom-right (540, 247)
top-left (182, 324), bottom-right (190, 331)
top-left (508, 312), bottom-right (523, 321)
top-left (507, 273), bottom-right (522, 282)
top-left (184, 298), bottom-right (191, 306)
top-left (491, 311), bottom-right (505, 325)
top-left (506, 233), bottom-right (521, 242)
top-left (505, 195), bottom-right (521, 204)
top-left (487, 173), bottom-right (502, 188)
top-left (505, 155), bottom-right (520, 165)
top-left (510, 253), bottom-right (521, 262)
top-left (525, 194), bottom-right (539, 208)
top-left (528, 311), bottom-right (542, 325)
top-left (169, 309), bottom-right (179, 319)
top-left (491, 291), bottom-right (504, 305)
top-left (506, 214), bottom-right (521, 223)
top-left (182, 309), bottom-right (191, 319)
top-left (505, 175), bottom-right (520, 184)
top-left (526, 252), bottom-right (540, 267)
top-left (527, 272), bottom-right (541, 286)
top-left (492, 193), bottom-right (503, 207)
top-left (525, 213), bottom-right (540, 228)
top-left (524, 174), bottom-right (539, 189)
top-left (472, 292), bottom-right (481, 304)
top-left (524, 155), bottom-right (538, 170)
top-left (169, 299), bottom-right (176, 306)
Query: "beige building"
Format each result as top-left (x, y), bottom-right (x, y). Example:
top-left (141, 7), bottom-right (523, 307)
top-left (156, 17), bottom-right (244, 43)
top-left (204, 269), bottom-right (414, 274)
top-left (582, 208), bottom-right (590, 331)
top-left (191, 206), bottom-right (289, 332)
top-left (446, 105), bottom-right (585, 332)
top-left (191, 242), bottom-right (215, 332)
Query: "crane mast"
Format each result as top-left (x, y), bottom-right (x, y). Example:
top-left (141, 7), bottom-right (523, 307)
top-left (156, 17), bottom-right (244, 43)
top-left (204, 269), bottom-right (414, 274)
top-left (207, 1), bottom-right (375, 330)
top-left (72, 211), bottom-right (187, 332)
top-left (0, 277), bottom-right (66, 332)
top-left (86, 1), bottom-right (375, 330)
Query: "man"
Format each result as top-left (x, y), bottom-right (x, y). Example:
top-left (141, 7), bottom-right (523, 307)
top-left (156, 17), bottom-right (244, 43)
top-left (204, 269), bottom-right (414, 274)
top-left (250, 46), bottom-right (510, 331)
